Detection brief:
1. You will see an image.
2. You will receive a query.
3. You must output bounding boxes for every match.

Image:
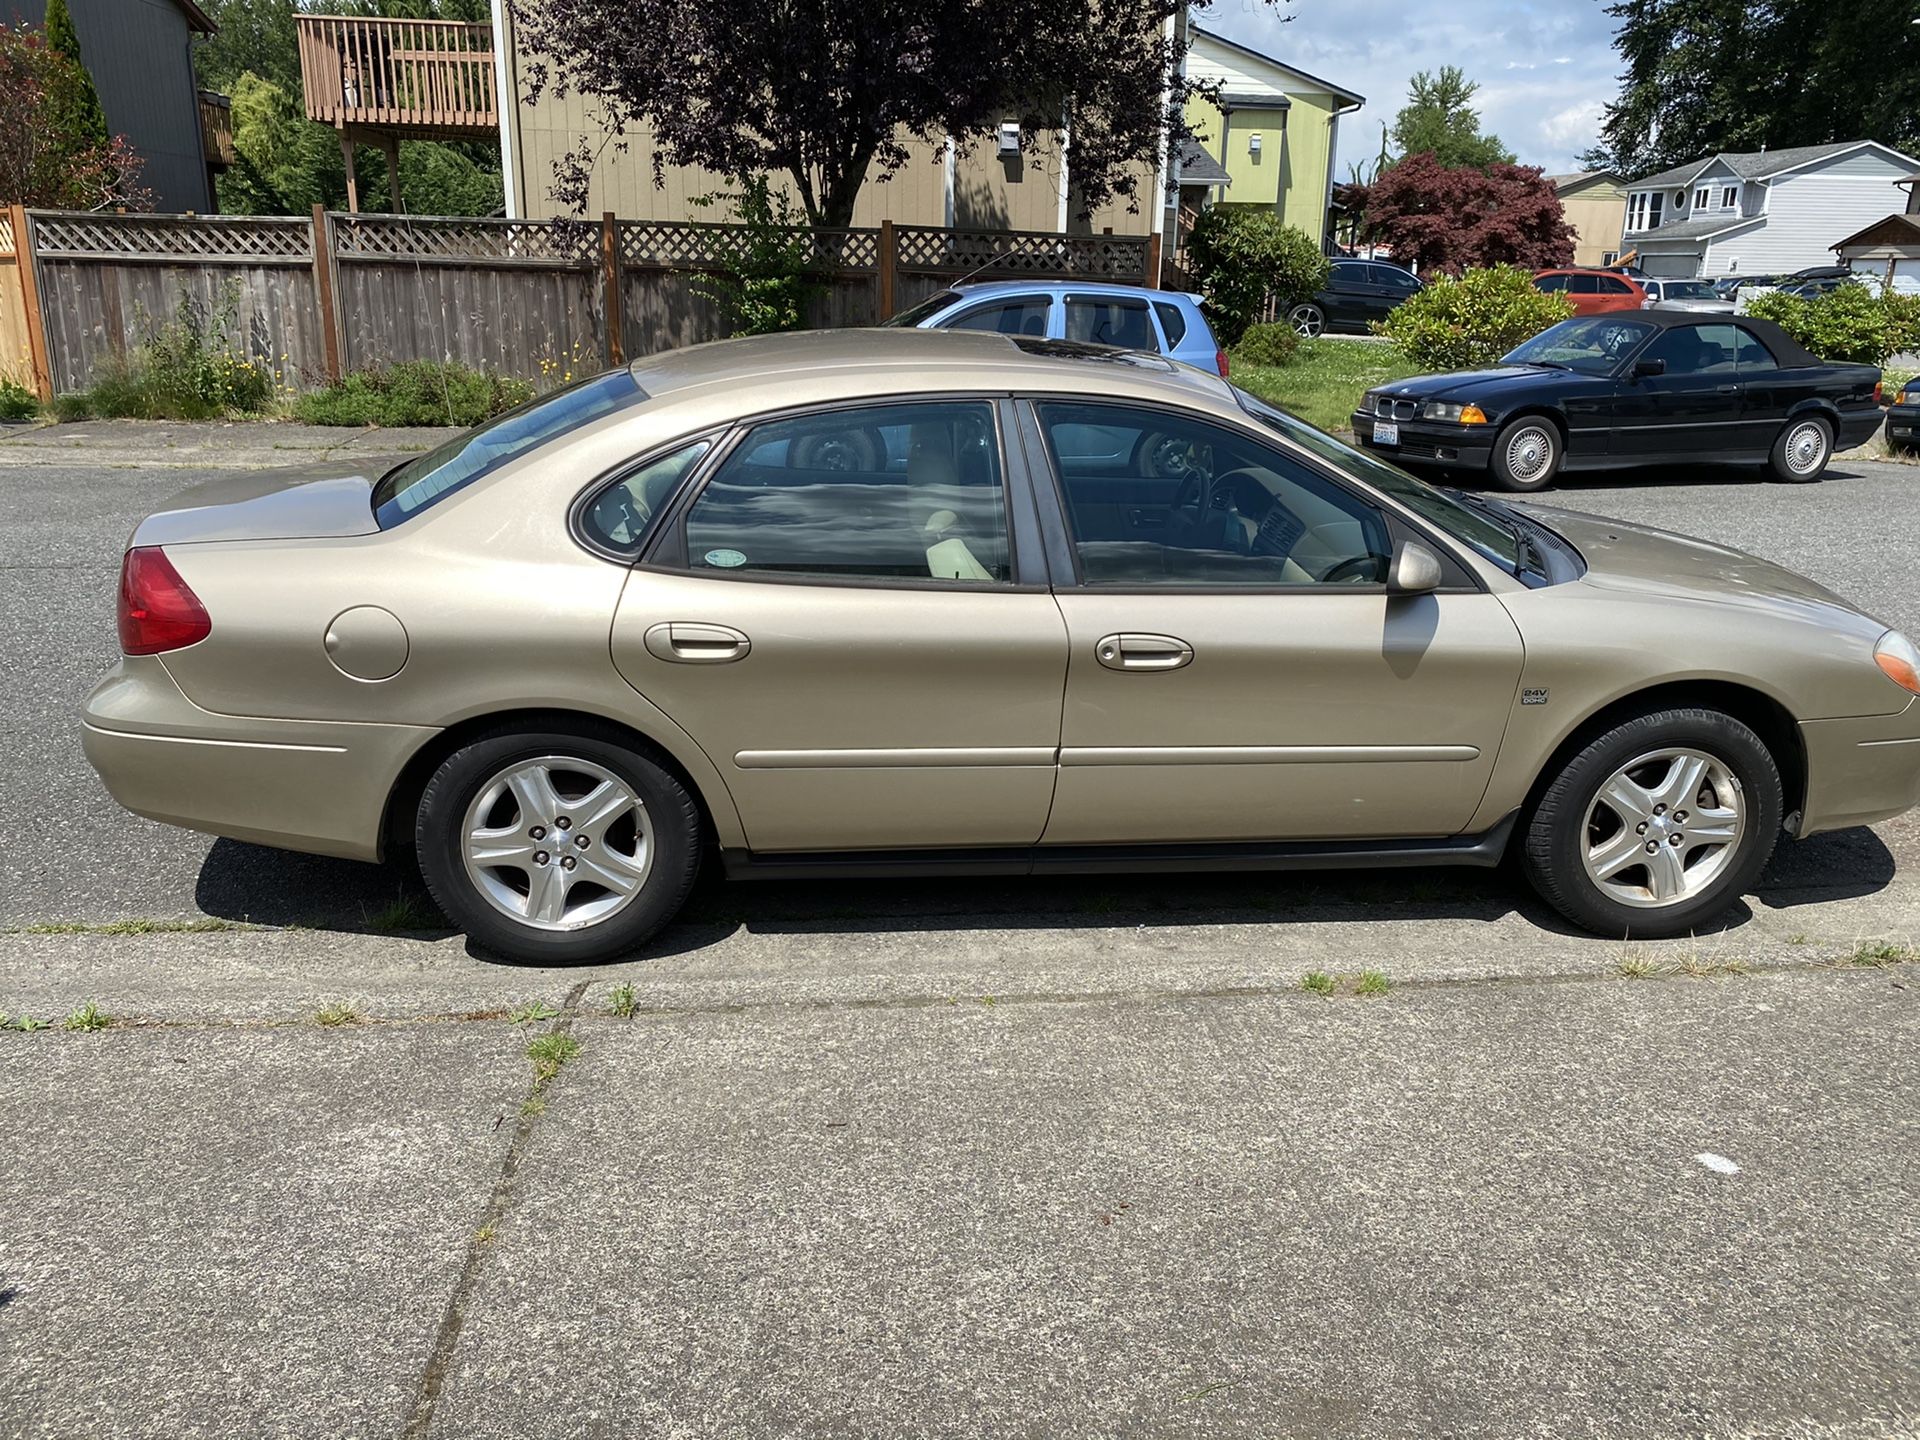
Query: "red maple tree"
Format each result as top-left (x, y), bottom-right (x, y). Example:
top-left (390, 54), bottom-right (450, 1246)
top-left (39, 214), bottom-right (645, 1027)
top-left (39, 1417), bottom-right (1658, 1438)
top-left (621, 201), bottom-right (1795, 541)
top-left (1351, 153), bottom-right (1573, 275)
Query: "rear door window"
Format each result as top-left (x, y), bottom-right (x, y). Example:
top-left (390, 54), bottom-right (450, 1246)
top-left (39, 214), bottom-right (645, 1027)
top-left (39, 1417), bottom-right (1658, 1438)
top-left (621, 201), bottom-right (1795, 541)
top-left (1065, 297), bottom-right (1156, 350)
top-left (946, 296), bottom-right (1052, 336)
top-left (373, 370), bottom-right (645, 528)
top-left (679, 402), bottom-right (1010, 584)
top-left (1534, 274), bottom-right (1569, 293)
top-left (1568, 274), bottom-right (1600, 294)
top-left (1152, 301), bottom-right (1188, 348)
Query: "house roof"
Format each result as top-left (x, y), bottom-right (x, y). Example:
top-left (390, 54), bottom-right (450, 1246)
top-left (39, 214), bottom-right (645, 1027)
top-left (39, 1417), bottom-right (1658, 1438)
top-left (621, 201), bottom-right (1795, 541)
top-left (166, 0), bottom-right (216, 34)
top-left (1629, 214), bottom-right (1764, 246)
top-left (1174, 137), bottom-right (1232, 187)
top-left (1548, 170), bottom-right (1624, 193)
top-left (1631, 141), bottom-right (1895, 192)
top-left (1186, 25), bottom-right (1365, 108)
top-left (1830, 212), bottom-right (1920, 252)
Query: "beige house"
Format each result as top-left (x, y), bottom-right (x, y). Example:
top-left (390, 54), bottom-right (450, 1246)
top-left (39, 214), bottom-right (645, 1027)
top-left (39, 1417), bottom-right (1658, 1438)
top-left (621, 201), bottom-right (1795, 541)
top-left (1547, 171), bottom-right (1627, 268)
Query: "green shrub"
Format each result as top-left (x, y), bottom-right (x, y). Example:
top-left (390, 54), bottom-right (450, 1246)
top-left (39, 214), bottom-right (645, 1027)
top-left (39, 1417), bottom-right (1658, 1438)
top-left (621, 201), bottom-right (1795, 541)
top-left (0, 376), bottom-right (37, 422)
top-left (293, 361), bottom-right (534, 427)
top-left (1746, 282), bottom-right (1910, 366)
top-left (1377, 264), bottom-right (1575, 370)
top-left (1184, 209), bottom-right (1330, 345)
top-left (689, 176), bottom-right (822, 336)
top-left (1232, 322), bottom-right (1302, 368)
top-left (52, 283), bottom-right (276, 421)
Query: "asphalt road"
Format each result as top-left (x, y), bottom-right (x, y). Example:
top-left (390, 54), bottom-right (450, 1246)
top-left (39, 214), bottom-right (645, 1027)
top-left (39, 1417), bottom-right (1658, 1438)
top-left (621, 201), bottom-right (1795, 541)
top-left (2, 420), bottom-right (1918, 1438)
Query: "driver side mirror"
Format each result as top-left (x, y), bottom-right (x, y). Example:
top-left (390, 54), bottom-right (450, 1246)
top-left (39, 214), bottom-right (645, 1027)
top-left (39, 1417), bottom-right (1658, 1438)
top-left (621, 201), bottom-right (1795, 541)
top-left (1633, 357), bottom-right (1666, 378)
top-left (1387, 539), bottom-right (1443, 595)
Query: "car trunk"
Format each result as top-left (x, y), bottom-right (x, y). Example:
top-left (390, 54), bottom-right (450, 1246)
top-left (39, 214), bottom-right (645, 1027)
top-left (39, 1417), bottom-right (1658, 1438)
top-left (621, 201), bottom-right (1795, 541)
top-left (128, 462), bottom-right (385, 548)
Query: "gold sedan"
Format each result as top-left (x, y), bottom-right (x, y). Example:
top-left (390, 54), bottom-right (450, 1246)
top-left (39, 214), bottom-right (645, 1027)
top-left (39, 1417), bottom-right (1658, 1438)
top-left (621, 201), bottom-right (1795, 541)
top-left (82, 331), bottom-right (1920, 961)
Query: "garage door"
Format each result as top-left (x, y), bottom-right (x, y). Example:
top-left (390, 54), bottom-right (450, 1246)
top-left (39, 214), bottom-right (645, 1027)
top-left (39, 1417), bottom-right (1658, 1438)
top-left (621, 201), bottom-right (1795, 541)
top-left (1637, 253), bottom-right (1700, 279)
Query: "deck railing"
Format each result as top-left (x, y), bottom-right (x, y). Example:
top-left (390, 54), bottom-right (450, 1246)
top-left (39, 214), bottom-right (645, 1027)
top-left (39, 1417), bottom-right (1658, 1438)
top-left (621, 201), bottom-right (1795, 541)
top-left (198, 90), bottom-right (234, 168)
top-left (295, 15), bottom-right (496, 135)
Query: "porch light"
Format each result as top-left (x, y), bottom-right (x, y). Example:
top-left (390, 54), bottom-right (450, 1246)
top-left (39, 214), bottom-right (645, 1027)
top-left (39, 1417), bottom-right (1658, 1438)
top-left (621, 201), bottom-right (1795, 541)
top-left (1248, 133), bottom-right (1262, 157)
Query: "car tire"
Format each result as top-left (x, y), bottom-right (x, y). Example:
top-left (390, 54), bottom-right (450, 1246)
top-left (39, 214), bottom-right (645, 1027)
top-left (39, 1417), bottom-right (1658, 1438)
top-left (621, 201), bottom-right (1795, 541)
top-left (1287, 303), bottom-right (1325, 338)
top-left (1768, 416), bottom-right (1832, 482)
top-left (415, 723), bottom-right (703, 964)
top-left (1489, 416), bottom-right (1562, 492)
top-left (1521, 707), bottom-right (1782, 939)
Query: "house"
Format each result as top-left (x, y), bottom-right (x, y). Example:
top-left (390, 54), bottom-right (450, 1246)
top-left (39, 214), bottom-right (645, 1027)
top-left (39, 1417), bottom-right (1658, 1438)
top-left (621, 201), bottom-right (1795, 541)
top-left (3, 0), bottom-right (224, 213)
top-left (1618, 141), bottom-right (1920, 279)
top-left (1827, 176), bottom-right (1920, 296)
top-left (1547, 171), bottom-right (1627, 268)
top-left (1177, 26), bottom-right (1363, 252)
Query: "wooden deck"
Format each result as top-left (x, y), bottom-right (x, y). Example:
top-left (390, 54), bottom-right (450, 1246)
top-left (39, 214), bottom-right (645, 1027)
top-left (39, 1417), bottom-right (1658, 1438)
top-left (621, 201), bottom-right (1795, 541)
top-left (296, 15), bottom-right (496, 141)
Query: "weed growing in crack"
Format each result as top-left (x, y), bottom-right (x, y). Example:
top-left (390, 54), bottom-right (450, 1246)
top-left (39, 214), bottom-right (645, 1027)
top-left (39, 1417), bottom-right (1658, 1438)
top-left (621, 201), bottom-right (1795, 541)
top-left (1840, 940), bottom-right (1915, 968)
top-left (63, 1001), bottom-right (110, 1032)
top-left (607, 983), bottom-right (639, 1019)
top-left (315, 1001), bottom-right (360, 1027)
top-left (527, 1032), bottom-right (582, 1087)
top-left (366, 895), bottom-right (443, 934)
top-left (1301, 971), bottom-right (1335, 995)
top-left (1616, 955), bottom-right (1663, 979)
top-left (1355, 970), bottom-right (1391, 997)
top-left (510, 1000), bottom-right (559, 1025)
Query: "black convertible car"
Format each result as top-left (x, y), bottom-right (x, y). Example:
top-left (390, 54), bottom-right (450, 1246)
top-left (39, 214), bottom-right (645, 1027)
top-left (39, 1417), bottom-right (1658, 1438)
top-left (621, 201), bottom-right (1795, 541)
top-left (1352, 310), bottom-right (1884, 491)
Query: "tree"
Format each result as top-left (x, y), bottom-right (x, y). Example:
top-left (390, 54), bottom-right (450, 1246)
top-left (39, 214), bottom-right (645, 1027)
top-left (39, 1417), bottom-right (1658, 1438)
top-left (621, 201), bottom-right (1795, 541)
top-left (1182, 209), bottom-right (1328, 343)
top-left (1583, 0), bottom-right (1920, 175)
top-left (42, 0), bottom-right (108, 148)
top-left (0, 24), bottom-right (148, 209)
top-left (1391, 67), bottom-right (1513, 172)
top-left (512, 0), bottom-right (1255, 227)
top-left (1355, 153), bottom-right (1574, 275)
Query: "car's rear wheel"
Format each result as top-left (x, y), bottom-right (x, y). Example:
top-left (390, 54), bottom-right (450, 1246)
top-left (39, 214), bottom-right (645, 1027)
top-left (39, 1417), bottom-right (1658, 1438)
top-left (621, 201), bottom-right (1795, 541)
top-left (416, 724), bottom-right (702, 963)
top-left (1489, 416), bottom-right (1561, 492)
top-left (1287, 302), bottom-right (1325, 338)
top-left (1768, 416), bottom-right (1832, 482)
top-left (1522, 708), bottom-right (1782, 938)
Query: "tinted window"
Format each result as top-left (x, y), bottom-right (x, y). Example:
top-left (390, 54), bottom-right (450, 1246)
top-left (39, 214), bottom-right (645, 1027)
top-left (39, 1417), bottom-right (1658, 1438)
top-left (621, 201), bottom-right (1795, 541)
top-left (681, 402), bottom-right (1008, 584)
top-left (1534, 274), bottom-right (1569, 293)
top-left (1505, 316), bottom-right (1656, 374)
top-left (1152, 301), bottom-right (1188, 347)
top-left (1643, 323), bottom-right (1738, 375)
top-left (1373, 266), bottom-right (1420, 292)
top-left (1065, 298), bottom-right (1155, 350)
top-left (1662, 281), bottom-right (1717, 300)
top-left (1036, 401), bottom-right (1390, 587)
top-left (1732, 327), bottom-right (1778, 371)
top-left (1567, 274), bottom-right (1600, 294)
top-left (1595, 275), bottom-right (1634, 295)
top-left (580, 440), bottom-right (710, 554)
top-left (881, 290), bottom-right (962, 327)
top-left (1330, 261), bottom-right (1368, 289)
top-left (947, 297), bottom-right (1051, 336)
top-left (373, 371), bottom-right (644, 528)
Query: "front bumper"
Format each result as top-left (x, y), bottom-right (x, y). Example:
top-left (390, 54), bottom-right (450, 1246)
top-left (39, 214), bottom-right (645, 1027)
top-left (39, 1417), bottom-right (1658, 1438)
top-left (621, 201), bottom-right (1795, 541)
top-left (1886, 404), bottom-right (1920, 447)
top-left (1350, 411), bottom-right (1494, 470)
top-left (81, 656), bottom-right (435, 862)
top-left (1798, 698), bottom-right (1920, 836)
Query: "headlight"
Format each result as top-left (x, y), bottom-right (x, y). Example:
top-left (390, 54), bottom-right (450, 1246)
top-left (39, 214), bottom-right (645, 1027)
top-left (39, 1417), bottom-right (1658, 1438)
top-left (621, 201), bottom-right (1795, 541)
top-left (1421, 401), bottom-right (1489, 424)
top-left (1874, 631), bottom-right (1920, 696)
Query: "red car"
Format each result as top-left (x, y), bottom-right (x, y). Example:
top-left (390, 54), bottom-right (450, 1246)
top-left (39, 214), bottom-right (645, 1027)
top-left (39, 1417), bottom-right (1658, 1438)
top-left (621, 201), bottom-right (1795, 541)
top-left (1533, 268), bottom-right (1648, 315)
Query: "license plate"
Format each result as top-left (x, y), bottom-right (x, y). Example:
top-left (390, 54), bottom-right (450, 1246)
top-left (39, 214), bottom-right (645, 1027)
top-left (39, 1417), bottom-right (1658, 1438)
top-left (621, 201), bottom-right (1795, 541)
top-left (1373, 420), bottom-right (1399, 446)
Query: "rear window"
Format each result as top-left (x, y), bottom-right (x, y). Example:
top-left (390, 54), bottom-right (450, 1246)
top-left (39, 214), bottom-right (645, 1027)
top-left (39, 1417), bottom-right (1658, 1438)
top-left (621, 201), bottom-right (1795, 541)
top-left (372, 371), bottom-right (644, 528)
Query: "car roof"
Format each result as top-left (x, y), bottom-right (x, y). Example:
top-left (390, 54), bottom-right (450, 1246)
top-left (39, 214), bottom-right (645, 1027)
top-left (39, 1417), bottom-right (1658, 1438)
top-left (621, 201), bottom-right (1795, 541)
top-left (946, 279), bottom-right (1202, 304)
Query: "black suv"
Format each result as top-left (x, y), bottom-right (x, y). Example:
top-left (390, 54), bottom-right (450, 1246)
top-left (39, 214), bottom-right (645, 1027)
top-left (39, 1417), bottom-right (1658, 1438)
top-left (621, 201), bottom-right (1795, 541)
top-left (1288, 259), bottom-right (1423, 337)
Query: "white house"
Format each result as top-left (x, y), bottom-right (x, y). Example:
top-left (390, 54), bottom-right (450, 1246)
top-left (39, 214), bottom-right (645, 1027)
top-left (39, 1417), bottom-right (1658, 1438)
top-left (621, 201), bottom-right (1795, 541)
top-left (1619, 141), bottom-right (1920, 278)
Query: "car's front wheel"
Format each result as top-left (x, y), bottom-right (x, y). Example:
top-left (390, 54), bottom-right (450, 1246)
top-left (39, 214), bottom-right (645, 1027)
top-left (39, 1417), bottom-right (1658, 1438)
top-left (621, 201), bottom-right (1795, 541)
top-left (1522, 708), bottom-right (1782, 938)
top-left (1287, 302), bottom-right (1325, 338)
top-left (1489, 416), bottom-right (1562, 492)
top-left (1768, 416), bottom-right (1832, 482)
top-left (415, 724), bottom-right (702, 963)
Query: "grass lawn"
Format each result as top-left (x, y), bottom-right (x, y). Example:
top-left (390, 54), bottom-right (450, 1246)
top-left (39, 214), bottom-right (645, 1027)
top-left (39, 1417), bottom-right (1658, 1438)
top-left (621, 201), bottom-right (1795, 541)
top-left (1229, 338), bottom-right (1425, 437)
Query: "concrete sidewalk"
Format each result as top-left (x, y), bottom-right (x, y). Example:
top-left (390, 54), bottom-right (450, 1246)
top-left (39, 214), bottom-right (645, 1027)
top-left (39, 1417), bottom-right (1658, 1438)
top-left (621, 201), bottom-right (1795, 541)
top-left (0, 419), bottom-right (463, 470)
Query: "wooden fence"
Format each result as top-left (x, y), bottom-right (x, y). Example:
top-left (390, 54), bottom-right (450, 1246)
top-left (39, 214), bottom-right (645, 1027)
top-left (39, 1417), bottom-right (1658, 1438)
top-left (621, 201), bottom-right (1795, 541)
top-left (0, 206), bottom-right (1164, 400)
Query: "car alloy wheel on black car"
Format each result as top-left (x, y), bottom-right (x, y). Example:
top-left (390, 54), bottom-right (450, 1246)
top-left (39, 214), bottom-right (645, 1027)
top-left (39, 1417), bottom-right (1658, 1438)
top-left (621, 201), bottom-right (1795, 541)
top-left (1490, 418), bottom-right (1561, 492)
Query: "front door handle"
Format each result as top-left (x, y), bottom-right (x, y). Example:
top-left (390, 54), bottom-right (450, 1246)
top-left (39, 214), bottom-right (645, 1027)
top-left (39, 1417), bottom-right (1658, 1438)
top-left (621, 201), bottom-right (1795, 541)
top-left (1095, 633), bottom-right (1193, 672)
top-left (643, 622), bottom-right (752, 664)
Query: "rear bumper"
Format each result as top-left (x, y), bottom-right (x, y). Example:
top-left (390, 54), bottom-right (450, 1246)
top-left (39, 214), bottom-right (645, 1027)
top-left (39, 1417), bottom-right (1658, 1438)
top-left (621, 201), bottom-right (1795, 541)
top-left (1837, 410), bottom-right (1888, 450)
top-left (1885, 405), bottom-right (1919, 446)
top-left (81, 656), bottom-right (435, 862)
top-left (1798, 699), bottom-right (1920, 836)
top-left (1350, 412), bottom-right (1495, 470)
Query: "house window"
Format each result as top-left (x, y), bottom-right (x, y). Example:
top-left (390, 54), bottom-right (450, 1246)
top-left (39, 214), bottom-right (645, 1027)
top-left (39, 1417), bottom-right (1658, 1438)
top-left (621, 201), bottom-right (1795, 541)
top-left (1721, 186), bottom-right (1737, 209)
top-left (1649, 193), bottom-right (1663, 228)
top-left (1693, 186), bottom-right (1710, 211)
top-left (1602, 251), bottom-right (1619, 266)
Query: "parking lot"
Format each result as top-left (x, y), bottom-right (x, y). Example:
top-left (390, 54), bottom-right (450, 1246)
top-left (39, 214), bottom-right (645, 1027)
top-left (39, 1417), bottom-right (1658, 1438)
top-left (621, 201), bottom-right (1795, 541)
top-left (3, 420), bottom-right (1918, 1438)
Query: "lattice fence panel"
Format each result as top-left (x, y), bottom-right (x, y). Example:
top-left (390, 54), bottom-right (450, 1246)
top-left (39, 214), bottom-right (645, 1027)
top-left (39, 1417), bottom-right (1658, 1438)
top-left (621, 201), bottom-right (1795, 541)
top-left (29, 212), bottom-right (313, 262)
top-left (895, 226), bottom-right (1149, 280)
top-left (0, 215), bottom-right (14, 258)
top-left (620, 221), bottom-right (880, 273)
top-left (331, 215), bottom-right (598, 264)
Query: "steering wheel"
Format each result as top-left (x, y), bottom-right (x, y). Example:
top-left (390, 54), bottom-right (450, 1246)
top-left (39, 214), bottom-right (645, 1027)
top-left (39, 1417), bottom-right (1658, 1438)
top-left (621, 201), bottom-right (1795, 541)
top-left (1320, 553), bottom-right (1387, 585)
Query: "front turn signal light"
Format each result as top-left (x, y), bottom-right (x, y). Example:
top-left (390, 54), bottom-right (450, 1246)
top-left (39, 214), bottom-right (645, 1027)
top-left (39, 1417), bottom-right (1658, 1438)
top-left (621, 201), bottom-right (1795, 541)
top-left (1874, 631), bottom-right (1920, 696)
top-left (1459, 404), bottom-right (1488, 425)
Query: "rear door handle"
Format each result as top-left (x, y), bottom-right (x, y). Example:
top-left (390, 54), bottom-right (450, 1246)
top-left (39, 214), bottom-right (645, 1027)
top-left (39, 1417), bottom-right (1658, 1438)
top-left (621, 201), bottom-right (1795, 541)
top-left (1095, 633), bottom-right (1193, 672)
top-left (643, 622), bottom-right (752, 664)
top-left (1715, 385), bottom-right (1740, 395)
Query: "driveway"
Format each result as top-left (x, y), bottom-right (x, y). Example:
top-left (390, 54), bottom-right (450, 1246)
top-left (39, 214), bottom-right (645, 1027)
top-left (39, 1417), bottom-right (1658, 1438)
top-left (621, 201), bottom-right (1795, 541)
top-left (2, 422), bottom-right (1917, 1438)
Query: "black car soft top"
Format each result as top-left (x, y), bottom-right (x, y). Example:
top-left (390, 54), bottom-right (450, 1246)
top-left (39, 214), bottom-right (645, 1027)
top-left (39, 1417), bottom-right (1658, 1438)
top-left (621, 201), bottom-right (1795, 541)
top-left (1611, 307), bottom-right (1828, 369)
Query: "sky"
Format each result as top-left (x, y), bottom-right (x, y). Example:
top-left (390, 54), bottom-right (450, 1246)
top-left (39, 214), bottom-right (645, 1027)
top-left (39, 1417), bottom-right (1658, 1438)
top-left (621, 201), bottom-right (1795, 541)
top-left (1200, 0), bottom-right (1625, 178)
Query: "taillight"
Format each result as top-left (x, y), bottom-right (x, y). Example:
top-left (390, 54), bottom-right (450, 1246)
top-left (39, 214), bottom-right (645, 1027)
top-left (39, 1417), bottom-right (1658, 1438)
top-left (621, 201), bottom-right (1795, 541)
top-left (118, 546), bottom-right (210, 655)
top-left (1874, 380), bottom-right (1884, 405)
top-left (1216, 348), bottom-right (1230, 378)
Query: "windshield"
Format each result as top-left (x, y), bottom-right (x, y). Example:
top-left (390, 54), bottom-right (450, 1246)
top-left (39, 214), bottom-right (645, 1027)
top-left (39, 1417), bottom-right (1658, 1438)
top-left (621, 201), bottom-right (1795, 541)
top-left (371, 371), bottom-right (645, 528)
top-left (1662, 281), bottom-right (1718, 300)
top-left (1503, 316), bottom-right (1656, 374)
top-left (880, 290), bottom-right (962, 328)
top-left (1235, 390), bottom-right (1522, 570)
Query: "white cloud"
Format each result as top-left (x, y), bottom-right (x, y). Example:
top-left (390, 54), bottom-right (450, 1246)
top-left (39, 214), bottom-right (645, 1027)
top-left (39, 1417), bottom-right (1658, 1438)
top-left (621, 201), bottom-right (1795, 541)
top-left (1541, 99), bottom-right (1606, 151)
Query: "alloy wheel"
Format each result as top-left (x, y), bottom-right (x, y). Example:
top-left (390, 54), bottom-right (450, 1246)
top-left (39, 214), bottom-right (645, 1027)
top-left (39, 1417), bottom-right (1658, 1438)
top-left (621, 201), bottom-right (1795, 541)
top-left (1581, 747), bottom-right (1745, 909)
top-left (460, 755), bottom-right (654, 930)
top-left (1287, 304), bottom-right (1324, 338)
top-left (1504, 425), bottom-right (1555, 486)
top-left (1782, 421), bottom-right (1828, 477)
